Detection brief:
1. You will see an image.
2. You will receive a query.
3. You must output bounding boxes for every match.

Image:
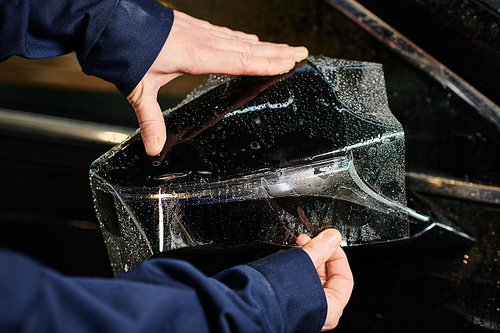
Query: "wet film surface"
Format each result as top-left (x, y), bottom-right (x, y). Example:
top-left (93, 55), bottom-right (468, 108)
top-left (90, 56), bottom-right (415, 275)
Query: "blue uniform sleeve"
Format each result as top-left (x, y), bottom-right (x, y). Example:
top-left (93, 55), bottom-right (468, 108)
top-left (0, 0), bottom-right (173, 96)
top-left (0, 248), bottom-right (326, 333)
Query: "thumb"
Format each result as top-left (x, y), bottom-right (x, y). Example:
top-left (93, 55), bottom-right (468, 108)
top-left (301, 229), bottom-right (342, 268)
top-left (128, 86), bottom-right (166, 157)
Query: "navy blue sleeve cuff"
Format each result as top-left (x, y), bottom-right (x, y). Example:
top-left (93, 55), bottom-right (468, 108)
top-left (78, 0), bottom-right (174, 96)
top-left (245, 248), bottom-right (327, 333)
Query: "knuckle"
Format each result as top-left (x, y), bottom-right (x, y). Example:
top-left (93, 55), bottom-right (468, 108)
top-left (138, 119), bottom-right (159, 138)
top-left (238, 53), bottom-right (252, 73)
top-left (242, 40), bottom-right (254, 54)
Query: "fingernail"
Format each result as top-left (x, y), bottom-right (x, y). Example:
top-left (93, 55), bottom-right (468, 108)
top-left (144, 137), bottom-right (160, 156)
top-left (323, 230), bottom-right (341, 245)
top-left (294, 46), bottom-right (307, 53)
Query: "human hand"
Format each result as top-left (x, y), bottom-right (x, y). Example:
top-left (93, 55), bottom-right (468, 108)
top-left (297, 230), bottom-right (354, 331)
top-left (127, 10), bottom-right (309, 156)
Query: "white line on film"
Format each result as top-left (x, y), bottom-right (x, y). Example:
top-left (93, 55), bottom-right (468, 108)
top-left (224, 93), bottom-right (295, 118)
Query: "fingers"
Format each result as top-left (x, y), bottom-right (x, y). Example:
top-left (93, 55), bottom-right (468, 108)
top-left (301, 230), bottom-right (342, 269)
top-left (197, 39), bottom-right (308, 75)
top-left (176, 44), bottom-right (303, 77)
top-left (296, 234), bottom-right (311, 247)
top-left (167, 11), bottom-right (308, 77)
top-left (127, 82), bottom-right (166, 156)
top-left (298, 230), bottom-right (353, 331)
top-left (323, 247), bottom-right (353, 331)
top-left (203, 36), bottom-right (307, 63)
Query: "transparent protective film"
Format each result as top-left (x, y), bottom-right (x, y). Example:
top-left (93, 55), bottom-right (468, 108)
top-left (90, 56), bottom-right (425, 275)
